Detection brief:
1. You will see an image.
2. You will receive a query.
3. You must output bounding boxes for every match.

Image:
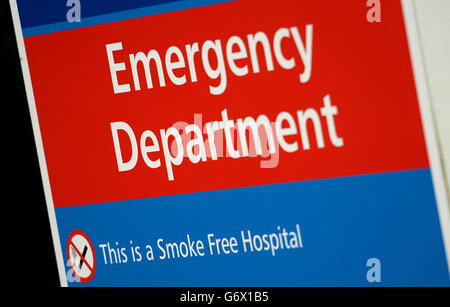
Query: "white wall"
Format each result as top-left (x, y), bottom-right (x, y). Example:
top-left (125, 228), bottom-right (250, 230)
top-left (413, 0), bottom-right (450, 196)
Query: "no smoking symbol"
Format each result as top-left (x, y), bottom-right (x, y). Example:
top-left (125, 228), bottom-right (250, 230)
top-left (67, 230), bottom-right (96, 283)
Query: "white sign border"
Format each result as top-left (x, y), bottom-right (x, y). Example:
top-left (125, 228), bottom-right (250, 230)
top-left (401, 0), bottom-right (450, 274)
top-left (8, 0), bottom-right (450, 286)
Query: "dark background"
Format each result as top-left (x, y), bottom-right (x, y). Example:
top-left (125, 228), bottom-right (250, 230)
top-left (3, 1), bottom-right (60, 287)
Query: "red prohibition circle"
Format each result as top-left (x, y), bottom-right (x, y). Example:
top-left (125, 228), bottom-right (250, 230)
top-left (66, 229), bottom-right (96, 283)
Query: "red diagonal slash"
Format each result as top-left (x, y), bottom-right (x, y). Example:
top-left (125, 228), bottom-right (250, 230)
top-left (70, 241), bottom-right (93, 273)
